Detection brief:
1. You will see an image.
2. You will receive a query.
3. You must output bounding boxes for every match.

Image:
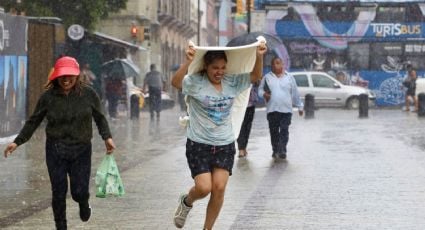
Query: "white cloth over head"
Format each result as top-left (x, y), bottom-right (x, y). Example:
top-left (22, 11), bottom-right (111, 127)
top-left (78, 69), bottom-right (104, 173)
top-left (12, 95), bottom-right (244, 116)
top-left (182, 36), bottom-right (266, 139)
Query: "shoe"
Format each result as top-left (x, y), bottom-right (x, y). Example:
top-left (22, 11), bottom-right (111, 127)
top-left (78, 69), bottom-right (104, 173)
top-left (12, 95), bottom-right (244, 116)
top-left (272, 152), bottom-right (278, 158)
top-left (278, 152), bottom-right (287, 159)
top-left (174, 194), bottom-right (192, 228)
top-left (79, 202), bottom-right (91, 222)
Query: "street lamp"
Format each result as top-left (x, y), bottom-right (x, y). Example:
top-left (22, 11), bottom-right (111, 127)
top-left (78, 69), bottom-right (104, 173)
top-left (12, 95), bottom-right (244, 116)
top-left (215, 0), bottom-right (222, 46)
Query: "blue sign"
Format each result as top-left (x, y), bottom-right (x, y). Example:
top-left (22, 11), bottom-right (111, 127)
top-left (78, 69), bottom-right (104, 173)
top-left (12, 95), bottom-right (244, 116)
top-left (276, 21), bottom-right (425, 42)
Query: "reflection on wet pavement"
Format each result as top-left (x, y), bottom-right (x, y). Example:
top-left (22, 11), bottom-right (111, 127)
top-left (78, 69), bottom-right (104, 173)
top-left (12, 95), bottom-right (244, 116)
top-left (2, 108), bottom-right (425, 229)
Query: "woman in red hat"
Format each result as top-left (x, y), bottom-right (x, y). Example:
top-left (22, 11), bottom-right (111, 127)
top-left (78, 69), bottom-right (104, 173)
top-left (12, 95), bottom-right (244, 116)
top-left (3, 56), bottom-right (116, 230)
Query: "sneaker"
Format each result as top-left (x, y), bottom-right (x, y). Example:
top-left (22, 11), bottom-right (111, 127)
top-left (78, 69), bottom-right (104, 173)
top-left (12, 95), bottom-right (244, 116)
top-left (79, 202), bottom-right (91, 222)
top-left (174, 194), bottom-right (192, 228)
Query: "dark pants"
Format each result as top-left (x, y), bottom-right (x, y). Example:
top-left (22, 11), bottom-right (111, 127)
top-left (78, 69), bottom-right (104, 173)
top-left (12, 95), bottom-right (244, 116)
top-left (45, 139), bottom-right (92, 229)
top-left (237, 106), bottom-right (256, 150)
top-left (148, 86), bottom-right (162, 117)
top-left (267, 112), bottom-right (292, 154)
top-left (107, 94), bottom-right (119, 118)
top-left (178, 91), bottom-right (187, 112)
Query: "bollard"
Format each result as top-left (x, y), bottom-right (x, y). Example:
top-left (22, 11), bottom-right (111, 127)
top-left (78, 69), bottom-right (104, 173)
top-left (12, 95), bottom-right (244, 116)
top-left (358, 93), bottom-right (368, 118)
top-left (130, 94), bottom-right (140, 119)
top-left (305, 94), bottom-right (315, 119)
top-left (418, 93), bottom-right (425, 117)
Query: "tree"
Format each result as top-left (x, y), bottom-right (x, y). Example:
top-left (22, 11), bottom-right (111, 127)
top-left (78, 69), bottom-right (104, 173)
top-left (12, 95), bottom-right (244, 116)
top-left (1, 0), bottom-right (128, 31)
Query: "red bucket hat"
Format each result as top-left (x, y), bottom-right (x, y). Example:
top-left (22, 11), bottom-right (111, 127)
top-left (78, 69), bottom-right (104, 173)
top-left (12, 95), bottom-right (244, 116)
top-left (49, 56), bottom-right (80, 81)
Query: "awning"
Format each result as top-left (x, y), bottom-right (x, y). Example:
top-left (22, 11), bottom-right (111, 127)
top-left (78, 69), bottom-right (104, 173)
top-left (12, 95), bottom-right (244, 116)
top-left (91, 32), bottom-right (146, 51)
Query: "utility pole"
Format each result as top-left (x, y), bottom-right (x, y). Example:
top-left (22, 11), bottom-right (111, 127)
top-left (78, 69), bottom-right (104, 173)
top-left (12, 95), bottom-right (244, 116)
top-left (247, 0), bottom-right (251, 33)
top-left (215, 0), bottom-right (222, 45)
top-left (197, 0), bottom-right (201, 45)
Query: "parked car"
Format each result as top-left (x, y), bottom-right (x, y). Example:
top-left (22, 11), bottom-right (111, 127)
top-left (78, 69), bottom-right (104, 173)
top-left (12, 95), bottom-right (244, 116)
top-left (142, 91), bottom-right (175, 111)
top-left (416, 78), bottom-right (425, 97)
top-left (127, 82), bottom-right (144, 109)
top-left (125, 76), bottom-right (174, 110)
top-left (291, 71), bottom-right (376, 109)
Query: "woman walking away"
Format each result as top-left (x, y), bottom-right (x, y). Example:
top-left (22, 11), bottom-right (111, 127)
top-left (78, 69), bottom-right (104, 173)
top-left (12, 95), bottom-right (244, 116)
top-left (403, 64), bottom-right (418, 112)
top-left (3, 56), bottom-right (116, 230)
top-left (237, 82), bottom-right (259, 157)
top-left (171, 41), bottom-right (267, 229)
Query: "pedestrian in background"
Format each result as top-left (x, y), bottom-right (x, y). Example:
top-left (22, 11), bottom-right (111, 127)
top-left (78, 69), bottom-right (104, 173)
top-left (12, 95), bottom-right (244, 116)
top-left (312, 53), bottom-right (326, 71)
top-left (171, 41), bottom-right (267, 229)
top-left (105, 77), bottom-right (124, 118)
top-left (259, 57), bottom-right (303, 160)
top-left (143, 64), bottom-right (165, 119)
top-left (403, 64), bottom-right (418, 112)
top-left (237, 82), bottom-right (259, 158)
top-left (178, 89), bottom-right (187, 112)
top-left (81, 63), bottom-right (96, 86)
top-left (3, 56), bottom-right (116, 230)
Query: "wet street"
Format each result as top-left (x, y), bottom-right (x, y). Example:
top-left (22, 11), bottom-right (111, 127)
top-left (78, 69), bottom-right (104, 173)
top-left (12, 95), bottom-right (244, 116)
top-left (2, 107), bottom-right (425, 229)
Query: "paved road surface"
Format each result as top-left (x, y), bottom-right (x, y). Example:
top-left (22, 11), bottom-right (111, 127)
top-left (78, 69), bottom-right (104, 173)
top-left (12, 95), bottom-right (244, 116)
top-left (1, 108), bottom-right (425, 229)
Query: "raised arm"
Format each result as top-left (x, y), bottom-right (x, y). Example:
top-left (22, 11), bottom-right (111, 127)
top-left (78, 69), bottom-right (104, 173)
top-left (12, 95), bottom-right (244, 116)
top-left (171, 45), bottom-right (196, 90)
top-left (250, 41), bottom-right (267, 83)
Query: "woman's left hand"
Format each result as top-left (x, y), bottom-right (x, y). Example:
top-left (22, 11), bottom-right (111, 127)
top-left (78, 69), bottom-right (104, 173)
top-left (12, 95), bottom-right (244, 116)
top-left (257, 41), bottom-right (267, 56)
top-left (105, 138), bottom-right (116, 154)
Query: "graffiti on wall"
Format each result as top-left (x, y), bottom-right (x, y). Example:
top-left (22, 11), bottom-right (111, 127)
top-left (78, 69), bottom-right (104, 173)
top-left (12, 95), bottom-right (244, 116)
top-left (0, 13), bottom-right (28, 139)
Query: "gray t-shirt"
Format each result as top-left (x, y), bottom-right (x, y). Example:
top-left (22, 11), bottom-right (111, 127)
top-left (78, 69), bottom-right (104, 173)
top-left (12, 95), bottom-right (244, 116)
top-left (144, 70), bottom-right (163, 89)
top-left (182, 72), bottom-right (250, 145)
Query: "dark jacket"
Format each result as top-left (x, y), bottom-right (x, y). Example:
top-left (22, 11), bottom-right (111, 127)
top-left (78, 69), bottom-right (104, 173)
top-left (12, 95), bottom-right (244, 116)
top-left (14, 86), bottom-right (112, 145)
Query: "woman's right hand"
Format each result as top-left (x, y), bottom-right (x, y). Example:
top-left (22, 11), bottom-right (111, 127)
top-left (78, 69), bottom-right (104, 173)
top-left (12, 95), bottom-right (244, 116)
top-left (186, 44), bottom-right (196, 62)
top-left (172, 42), bottom-right (196, 90)
top-left (4, 143), bottom-right (18, 158)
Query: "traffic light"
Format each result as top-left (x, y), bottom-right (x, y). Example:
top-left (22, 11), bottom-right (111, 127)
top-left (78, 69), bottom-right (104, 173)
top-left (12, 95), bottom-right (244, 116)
top-left (131, 25), bottom-right (138, 38)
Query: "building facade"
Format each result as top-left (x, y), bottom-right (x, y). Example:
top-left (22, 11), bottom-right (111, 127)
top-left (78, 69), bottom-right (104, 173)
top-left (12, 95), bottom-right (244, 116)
top-left (97, 0), bottom-right (202, 93)
top-left (95, 0), bottom-right (257, 99)
top-left (157, 0), bottom-right (198, 92)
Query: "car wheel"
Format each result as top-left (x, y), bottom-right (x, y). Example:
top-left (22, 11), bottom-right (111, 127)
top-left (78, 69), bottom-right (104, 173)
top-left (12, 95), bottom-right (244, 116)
top-left (346, 97), bottom-right (360, 110)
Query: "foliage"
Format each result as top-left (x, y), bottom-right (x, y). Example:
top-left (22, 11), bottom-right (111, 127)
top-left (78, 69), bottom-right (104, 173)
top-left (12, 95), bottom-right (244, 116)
top-left (1, 0), bottom-right (128, 31)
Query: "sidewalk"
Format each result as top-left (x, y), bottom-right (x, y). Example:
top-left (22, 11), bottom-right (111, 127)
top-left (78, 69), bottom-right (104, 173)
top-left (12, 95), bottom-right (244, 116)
top-left (2, 108), bottom-right (425, 229)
